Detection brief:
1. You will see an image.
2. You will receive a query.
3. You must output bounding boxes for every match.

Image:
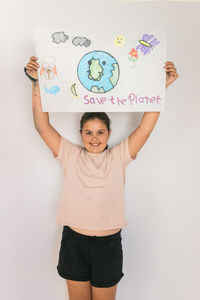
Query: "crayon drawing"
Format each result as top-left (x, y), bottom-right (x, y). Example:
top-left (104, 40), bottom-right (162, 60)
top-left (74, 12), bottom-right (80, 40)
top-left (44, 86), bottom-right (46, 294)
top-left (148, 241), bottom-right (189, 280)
top-left (77, 51), bottom-right (120, 94)
top-left (45, 86), bottom-right (60, 96)
top-left (52, 32), bottom-right (69, 44)
top-left (136, 34), bottom-right (160, 55)
top-left (35, 27), bottom-right (166, 112)
top-left (114, 35), bottom-right (125, 47)
top-left (128, 48), bottom-right (139, 68)
top-left (40, 56), bottom-right (57, 80)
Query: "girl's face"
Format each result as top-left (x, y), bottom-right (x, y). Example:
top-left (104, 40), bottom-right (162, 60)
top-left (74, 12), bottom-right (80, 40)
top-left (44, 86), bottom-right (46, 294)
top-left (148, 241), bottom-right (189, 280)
top-left (80, 118), bottom-right (111, 153)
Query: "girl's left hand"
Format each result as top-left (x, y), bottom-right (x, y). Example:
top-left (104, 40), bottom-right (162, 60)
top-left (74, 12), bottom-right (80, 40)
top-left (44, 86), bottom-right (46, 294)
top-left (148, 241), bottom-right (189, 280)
top-left (164, 61), bottom-right (178, 88)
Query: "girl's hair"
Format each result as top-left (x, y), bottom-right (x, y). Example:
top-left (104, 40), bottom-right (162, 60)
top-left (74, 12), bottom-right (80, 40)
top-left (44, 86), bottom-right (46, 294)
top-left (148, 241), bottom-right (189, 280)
top-left (80, 112), bottom-right (111, 132)
top-left (80, 112), bottom-right (111, 150)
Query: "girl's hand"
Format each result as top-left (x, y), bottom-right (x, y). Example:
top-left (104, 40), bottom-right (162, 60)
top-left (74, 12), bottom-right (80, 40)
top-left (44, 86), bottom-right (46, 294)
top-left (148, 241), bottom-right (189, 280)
top-left (24, 56), bottom-right (40, 81)
top-left (164, 61), bottom-right (178, 88)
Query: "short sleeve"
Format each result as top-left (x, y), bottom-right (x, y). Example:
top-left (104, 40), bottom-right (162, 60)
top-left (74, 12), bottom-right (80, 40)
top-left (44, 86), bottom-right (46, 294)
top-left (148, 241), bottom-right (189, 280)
top-left (55, 136), bottom-right (79, 169)
top-left (111, 136), bottom-right (133, 168)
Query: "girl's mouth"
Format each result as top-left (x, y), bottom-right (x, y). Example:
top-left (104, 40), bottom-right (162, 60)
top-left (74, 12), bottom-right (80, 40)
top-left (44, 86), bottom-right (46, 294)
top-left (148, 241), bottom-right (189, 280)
top-left (90, 143), bottom-right (100, 146)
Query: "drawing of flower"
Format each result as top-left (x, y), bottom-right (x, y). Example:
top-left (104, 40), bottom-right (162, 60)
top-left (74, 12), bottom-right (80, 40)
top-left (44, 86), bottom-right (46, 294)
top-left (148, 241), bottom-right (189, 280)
top-left (129, 48), bottom-right (138, 59)
top-left (128, 48), bottom-right (139, 68)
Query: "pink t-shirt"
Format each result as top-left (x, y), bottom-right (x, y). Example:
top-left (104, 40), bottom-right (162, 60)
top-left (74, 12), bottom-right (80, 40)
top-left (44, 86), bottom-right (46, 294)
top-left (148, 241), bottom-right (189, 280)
top-left (55, 136), bottom-right (133, 230)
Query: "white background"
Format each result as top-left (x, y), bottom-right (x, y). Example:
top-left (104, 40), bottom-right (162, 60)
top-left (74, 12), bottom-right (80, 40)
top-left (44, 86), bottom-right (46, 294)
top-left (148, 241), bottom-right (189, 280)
top-left (1, 1), bottom-right (200, 300)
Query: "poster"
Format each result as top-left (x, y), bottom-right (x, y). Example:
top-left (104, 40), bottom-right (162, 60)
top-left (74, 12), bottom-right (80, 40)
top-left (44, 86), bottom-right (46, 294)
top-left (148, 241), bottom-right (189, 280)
top-left (35, 27), bottom-right (166, 112)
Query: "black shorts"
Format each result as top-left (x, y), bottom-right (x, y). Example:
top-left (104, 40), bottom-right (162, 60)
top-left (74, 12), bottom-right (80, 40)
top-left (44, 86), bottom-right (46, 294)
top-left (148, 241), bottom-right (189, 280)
top-left (57, 225), bottom-right (124, 288)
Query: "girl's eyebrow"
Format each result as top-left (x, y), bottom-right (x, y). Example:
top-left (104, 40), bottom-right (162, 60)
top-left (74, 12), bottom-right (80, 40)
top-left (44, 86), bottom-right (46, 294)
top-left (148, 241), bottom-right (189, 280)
top-left (84, 129), bottom-right (106, 132)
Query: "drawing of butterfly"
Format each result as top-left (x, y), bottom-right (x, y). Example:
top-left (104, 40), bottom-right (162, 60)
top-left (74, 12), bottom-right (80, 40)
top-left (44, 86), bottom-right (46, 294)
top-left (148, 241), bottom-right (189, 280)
top-left (136, 34), bottom-right (160, 55)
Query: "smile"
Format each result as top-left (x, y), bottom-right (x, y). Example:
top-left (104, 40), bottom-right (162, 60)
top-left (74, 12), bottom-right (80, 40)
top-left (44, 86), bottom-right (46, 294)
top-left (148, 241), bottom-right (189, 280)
top-left (90, 143), bottom-right (100, 146)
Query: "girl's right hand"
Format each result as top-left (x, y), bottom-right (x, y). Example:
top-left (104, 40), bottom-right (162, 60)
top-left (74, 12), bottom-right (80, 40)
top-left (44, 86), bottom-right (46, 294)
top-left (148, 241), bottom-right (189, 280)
top-left (24, 56), bottom-right (40, 81)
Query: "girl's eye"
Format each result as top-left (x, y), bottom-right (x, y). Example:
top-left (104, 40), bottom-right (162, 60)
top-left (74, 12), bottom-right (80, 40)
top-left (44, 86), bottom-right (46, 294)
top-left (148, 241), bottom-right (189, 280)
top-left (85, 132), bottom-right (104, 135)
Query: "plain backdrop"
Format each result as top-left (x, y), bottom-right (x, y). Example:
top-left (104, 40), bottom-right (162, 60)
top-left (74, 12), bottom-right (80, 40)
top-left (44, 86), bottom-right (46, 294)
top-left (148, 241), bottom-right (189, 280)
top-left (1, 1), bottom-right (200, 300)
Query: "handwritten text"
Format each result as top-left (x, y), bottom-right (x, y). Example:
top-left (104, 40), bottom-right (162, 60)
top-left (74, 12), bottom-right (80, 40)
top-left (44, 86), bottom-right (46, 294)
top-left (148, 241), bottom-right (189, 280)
top-left (83, 93), bottom-right (161, 105)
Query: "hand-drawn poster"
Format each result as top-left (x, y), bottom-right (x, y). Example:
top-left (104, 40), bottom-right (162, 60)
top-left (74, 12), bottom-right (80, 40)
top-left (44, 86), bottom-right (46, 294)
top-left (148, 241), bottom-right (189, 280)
top-left (35, 27), bottom-right (166, 112)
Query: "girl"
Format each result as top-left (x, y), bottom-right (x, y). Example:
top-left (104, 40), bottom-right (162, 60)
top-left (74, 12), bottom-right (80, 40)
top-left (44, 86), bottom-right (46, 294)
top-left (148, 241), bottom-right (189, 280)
top-left (24, 57), bottom-right (178, 300)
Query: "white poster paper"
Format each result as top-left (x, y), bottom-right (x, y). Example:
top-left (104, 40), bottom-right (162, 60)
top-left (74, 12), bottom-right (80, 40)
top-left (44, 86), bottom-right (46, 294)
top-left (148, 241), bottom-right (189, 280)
top-left (35, 27), bottom-right (166, 112)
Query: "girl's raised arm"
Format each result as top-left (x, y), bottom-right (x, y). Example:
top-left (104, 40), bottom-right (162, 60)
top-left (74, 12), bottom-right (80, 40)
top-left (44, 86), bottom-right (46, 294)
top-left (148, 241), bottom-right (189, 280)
top-left (128, 112), bottom-right (160, 159)
top-left (128, 61), bottom-right (178, 159)
top-left (25, 56), bottom-right (61, 157)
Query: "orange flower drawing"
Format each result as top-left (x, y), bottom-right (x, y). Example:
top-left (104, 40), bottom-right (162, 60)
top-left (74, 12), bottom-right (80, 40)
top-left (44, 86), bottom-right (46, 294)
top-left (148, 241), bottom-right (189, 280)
top-left (129, 48), bottom-right (138, 58)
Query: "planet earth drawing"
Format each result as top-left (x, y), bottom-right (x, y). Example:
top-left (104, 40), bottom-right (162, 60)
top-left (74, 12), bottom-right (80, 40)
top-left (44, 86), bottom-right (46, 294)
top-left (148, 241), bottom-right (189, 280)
top-left (77, 50), bottom-right (120, 93)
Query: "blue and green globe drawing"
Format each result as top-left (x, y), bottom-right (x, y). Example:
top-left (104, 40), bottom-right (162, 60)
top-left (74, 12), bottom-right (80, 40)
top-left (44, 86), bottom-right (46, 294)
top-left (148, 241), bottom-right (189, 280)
top-left (77, 50), bottom-right (120, 93)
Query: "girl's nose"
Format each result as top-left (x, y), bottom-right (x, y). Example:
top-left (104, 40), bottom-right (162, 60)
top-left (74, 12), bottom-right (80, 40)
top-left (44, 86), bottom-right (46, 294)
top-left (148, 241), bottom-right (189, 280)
top-left (91, 137), bottom-right (99, 141)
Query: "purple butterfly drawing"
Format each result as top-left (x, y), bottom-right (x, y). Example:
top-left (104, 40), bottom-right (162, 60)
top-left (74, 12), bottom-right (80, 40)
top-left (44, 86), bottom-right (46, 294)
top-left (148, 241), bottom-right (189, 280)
top-left (136, 34), bottom-right (160, 55)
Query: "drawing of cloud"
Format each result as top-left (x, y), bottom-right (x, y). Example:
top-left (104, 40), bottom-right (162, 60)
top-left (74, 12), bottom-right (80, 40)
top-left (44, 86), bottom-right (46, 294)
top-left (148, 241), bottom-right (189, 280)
top-left (52, 32), bottom-right (69, 44)
top-left (72, 37), bottom-right (91, 47)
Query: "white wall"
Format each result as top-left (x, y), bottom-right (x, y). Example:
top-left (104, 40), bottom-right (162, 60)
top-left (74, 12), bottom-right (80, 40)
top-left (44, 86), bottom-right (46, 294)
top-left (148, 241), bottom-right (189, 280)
top-left (1, 1), bottom-right (200, 299)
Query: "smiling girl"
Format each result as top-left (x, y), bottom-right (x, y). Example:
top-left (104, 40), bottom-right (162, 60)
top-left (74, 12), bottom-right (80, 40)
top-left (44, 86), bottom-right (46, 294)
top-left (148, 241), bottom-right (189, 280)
top-left (24, 57), bottom-right (178, 300)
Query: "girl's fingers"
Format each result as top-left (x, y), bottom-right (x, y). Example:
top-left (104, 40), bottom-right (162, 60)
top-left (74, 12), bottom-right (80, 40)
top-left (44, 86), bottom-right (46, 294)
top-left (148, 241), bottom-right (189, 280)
top-left (30, 56), bottom-right (38, 61)
top-left (27, 62), bottom-right (39, 69)
top-left (26, 69), bottom-right (33, 74)
top-left (29, 61), bottom-right (39, 68)
top-left (25, 66), bottom-right (33, 71)
top-left (29, 60), bottom-right (39, 66)
top-left (165, 61), bottom-right (174, 65)
top-left (25, 66), bottom-right (36, 72)
top-left (166, 63), bottom-right (174, 67)
top-left (164, 64), bottom-right (175, 69)
top-left (25, 63), bottom-right (33, 69)
top-left (168, 72), bottom-right (177, 76)
top-left (164, 65), bottom-right (177, 71)
top-left (26, 66), bottom-right (36, 71)
top-left (164, 61), bottom-right (175, 66)
top-left (167, 72), bottom-right (178, 78)
top-left (166, 68), bottom-right (177, 72)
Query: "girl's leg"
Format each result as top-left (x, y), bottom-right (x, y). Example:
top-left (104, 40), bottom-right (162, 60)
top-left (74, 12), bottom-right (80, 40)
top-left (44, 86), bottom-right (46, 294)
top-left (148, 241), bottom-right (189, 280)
top-left (91, 283), bottom-right (118, 300)
top-left (66, 279), bottom-right (92, 300)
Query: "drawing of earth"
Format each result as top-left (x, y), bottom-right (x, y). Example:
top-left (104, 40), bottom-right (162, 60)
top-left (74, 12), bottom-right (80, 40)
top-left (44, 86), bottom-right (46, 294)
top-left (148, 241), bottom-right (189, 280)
top-left (77, 51), bottom-right (120, 93)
